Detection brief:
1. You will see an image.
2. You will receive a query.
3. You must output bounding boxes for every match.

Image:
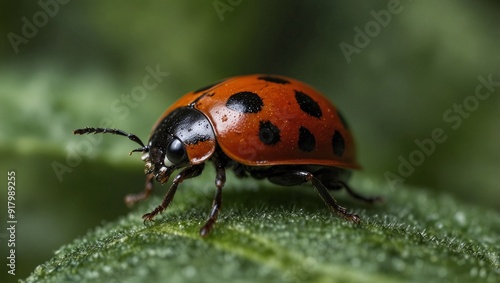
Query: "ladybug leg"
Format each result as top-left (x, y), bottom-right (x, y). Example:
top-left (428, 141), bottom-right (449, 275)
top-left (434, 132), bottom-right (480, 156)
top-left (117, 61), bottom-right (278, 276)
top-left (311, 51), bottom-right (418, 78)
top-left (337, 181), bottom-right (383, 204)
top-left (267, 170), bottom-right (361, 223)
top-left (124, 173), bottom-right (155, 207)
top-left (142, 164), bottom-right (204, 222)
top-left (311, 175), bottom-right (361, 223)
top-left (314, 169), bottom-right (382, 204)
top-left (199, 186), bottom-right (223, 237)
top-left (200, 157), bottom-right (226, 237)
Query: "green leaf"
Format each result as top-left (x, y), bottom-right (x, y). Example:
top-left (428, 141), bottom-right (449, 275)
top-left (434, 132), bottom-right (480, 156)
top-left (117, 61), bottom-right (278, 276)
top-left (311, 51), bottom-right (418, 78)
top-left (22, 177), bottom-right (499, 283)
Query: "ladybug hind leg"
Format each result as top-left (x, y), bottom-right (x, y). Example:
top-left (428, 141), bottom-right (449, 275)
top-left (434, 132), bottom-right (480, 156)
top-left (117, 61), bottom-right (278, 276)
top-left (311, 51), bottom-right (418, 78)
top-left (314, 169), bottom-right (383, 204)
top-left (335, 180), bottom-right (383, 204)
top-left (266, 170), bottom-right (361, 223)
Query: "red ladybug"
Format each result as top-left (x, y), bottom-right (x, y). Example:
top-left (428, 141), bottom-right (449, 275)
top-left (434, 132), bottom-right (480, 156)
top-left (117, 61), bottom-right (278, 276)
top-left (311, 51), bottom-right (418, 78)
top-left (74, 74), bottom-right (380, 236)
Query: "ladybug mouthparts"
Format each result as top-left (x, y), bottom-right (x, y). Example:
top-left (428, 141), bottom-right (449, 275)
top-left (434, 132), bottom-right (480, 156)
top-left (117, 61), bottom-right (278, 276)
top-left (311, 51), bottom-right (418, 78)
top-left (141, 152), bottom-right (174, 184)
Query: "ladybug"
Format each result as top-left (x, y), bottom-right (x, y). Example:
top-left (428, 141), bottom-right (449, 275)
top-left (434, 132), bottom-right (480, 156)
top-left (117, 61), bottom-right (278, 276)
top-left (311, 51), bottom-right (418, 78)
top-left (74, 74), bottom-right (380, 236)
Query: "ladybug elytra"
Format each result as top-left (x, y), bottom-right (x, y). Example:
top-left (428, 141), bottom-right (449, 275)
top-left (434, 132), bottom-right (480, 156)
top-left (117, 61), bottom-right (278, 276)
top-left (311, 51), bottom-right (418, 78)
top-left (74, 74), bottom-right (380, 236)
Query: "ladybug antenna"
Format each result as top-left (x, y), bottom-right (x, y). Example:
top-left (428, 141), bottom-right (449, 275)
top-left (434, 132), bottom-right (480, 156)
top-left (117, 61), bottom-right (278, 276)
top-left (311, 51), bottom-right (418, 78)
top-left (73, 127), bottom-right (148, 155)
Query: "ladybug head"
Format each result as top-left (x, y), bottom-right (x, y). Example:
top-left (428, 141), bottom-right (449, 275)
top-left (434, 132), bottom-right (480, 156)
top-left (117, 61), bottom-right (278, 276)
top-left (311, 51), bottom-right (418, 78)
top-left (74, 107), bottom-right (216, 184)
top-left (141, 107), bottom-right (217, 183)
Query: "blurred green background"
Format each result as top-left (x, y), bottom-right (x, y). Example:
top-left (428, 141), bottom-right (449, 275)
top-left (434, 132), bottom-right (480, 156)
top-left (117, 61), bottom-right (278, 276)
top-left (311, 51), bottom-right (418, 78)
top-left (1, 0), bottom-right (499, 280)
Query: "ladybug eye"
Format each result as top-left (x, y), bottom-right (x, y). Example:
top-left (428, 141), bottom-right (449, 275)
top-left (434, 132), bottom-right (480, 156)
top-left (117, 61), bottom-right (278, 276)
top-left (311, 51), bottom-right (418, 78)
top-left (165, 138), bottom-right (187, 166)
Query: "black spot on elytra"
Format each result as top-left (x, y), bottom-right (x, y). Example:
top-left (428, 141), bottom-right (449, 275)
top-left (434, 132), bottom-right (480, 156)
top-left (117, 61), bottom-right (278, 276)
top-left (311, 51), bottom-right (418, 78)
top-left (295, 90), bottom-right (322, 118)
top-left (257, 75), bottom-right (290, 84)
top-left (332, 130), bottom-right (345, 157)
top-left (337, 110), bottom-right (349, 129)
top-left (259, 121), bottom-right (281, 145)
top-left (226, 91), bottom-right (263, 113)
top-left (298, 126), bottom-right (315, 152)
top-left (192, 80), bottom-right (225, 94)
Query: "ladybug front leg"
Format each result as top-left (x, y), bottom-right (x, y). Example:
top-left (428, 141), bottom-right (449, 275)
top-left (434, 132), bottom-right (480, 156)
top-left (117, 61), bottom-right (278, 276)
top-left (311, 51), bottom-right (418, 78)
top-left (124, 173), bottom-right (155, 207)
top-left (142, 164), bottom-right (204, 222)
top-left (267, 170), bottom-right (361, 223)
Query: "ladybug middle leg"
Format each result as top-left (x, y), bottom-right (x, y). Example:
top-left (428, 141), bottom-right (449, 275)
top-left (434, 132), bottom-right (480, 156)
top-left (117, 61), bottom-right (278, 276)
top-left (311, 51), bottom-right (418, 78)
top-left (200, 154), bottom-right (228, 237)
top-left (265, 169), bottom-right (361, 223)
